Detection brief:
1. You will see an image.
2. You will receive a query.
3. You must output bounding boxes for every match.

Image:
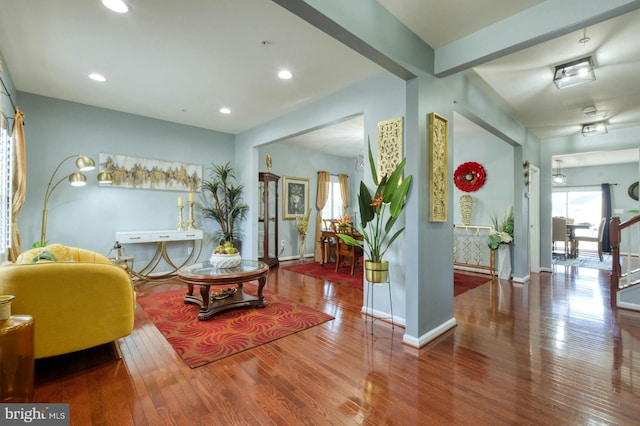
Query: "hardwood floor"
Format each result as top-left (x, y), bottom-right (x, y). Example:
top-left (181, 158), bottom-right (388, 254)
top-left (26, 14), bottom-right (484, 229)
top-left (31, 261), bottom-right (640, 425)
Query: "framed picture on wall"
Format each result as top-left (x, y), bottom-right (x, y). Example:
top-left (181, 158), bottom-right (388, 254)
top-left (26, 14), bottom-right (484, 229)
top-left (98, 153), bottom-right (202, 192)
top-left (283, 176), bottom-right (309, 220)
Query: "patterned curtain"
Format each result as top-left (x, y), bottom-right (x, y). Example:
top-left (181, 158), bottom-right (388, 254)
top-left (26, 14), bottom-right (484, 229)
top-left (338, 173), bottom-right (349, 213)
top-left (9, 109), bottom-right (26, 261)
top-left (315, 171), bottom-right (330, 261)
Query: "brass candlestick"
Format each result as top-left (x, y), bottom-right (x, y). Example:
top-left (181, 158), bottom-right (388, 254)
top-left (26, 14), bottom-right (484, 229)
top-left (177, 205), bottom-right (185, 231)
top-left (187, 201), bottom-right (196, 230)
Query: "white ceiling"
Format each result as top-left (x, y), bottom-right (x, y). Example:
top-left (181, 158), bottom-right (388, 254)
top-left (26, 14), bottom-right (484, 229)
top-left (377, 0), bottom-right (545, 49)
top-left (0, 1), bottom-right (639, 165)
top-left (0, 0), bottom-right (382, 135)
top-left (464, 8), bottom-right (640, 140)
top-left (278, 115), bottom-right (365, 158)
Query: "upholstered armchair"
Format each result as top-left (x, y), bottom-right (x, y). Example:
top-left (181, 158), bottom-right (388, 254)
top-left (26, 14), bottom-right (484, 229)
top-left (0, 244), bottom-right (135, 359)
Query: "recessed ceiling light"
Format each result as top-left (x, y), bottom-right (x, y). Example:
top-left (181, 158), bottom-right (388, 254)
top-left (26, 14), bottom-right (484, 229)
top-left (88, 73), bottom-right (107, 82)
top-left (102, 0), bottom-right (129, 13)
top-left (278, 70), bottom-right (293, 80)
top-left (220, 107), bottom-right (231, 114)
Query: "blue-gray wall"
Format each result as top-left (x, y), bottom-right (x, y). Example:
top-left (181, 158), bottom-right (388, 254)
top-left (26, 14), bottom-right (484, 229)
top-left (257, 141), bottom-right (361, 259)
top-left (236, 72), bottom-right (409, 322)
top-left (17, 92), bottom-right (235, 270)
top-left (452, 128), bottom-right (515, 226)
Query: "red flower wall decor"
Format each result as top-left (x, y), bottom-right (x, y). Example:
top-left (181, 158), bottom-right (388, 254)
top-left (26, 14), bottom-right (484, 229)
top-left (454, 162), bottom-right (486, 192)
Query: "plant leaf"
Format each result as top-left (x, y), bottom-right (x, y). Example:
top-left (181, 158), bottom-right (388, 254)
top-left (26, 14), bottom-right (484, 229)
top-left (367, 138), bottom-right (378, 186)
top-left (389, 175), bottom-right (412, 218)
top-left (382, 158), bottom-right (405, 204)
top-left (336, 233), bottom-right (363, 248)
top-left (358, 181), bottom-right (375, 227)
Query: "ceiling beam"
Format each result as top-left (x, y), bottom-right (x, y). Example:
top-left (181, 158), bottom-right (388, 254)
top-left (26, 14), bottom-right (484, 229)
top-left (435, 0), bottom-right (640, 77)
top-left (272, 0), bottom-right (432, 80)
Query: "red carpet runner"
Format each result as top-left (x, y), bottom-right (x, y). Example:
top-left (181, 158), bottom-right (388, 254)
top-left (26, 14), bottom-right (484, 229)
top-left (282, 262), bottom-right (490, 296)
top-left (137, 284), bottom-right (334, 368)
top-left (454, 272), bottom-right (491, 296)
top-left (282, 261), bottom-right (363, 290)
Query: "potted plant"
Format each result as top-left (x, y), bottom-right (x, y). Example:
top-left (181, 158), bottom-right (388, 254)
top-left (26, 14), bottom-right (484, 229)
top-left (337, 139), bottom-right (412, 282)
top-left (200, 162), bottom-right (249, 248)
top-left (487, 205), bottom-right (514, 279)
top-left (487, 205), bottom-right (514, 250)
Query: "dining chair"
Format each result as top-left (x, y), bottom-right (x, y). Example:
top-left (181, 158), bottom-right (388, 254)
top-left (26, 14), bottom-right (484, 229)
top-left (574, 217), bottom-right (606, 261)
top-left (552, 216), bottom-right (570, 257)
top-left (334, 222), bottom-right (363, 276)
top-left (319, 219), bottom-right (339, 264)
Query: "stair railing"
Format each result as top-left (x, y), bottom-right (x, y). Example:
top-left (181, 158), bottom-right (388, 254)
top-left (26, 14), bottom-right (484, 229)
top-left (610, 215), bottom-right (640, 304)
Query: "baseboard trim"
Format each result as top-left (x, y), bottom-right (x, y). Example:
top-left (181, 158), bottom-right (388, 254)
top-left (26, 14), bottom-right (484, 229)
top-left (402, 317), bottom-right (457, 348)
top-left (512, 274), bottom-right (529, 284)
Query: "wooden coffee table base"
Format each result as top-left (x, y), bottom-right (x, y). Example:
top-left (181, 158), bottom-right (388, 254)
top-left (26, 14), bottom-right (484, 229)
top-left (184, 279), bottom-right (267, 321)
top-left (178, 261), bottom-right (270, 321)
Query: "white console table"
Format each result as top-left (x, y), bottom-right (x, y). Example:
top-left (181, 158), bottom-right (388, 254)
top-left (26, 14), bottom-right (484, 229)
top-left (115, 229), bottom-right (204, 279)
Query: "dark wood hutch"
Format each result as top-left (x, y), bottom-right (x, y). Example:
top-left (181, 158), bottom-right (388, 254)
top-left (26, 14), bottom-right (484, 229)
top-left (258, 172), bottom-right (279, 268)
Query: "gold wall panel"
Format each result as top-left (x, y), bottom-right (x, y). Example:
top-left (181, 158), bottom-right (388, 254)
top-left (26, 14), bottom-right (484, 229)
top-left (428, 113), bottom-right (448, 222)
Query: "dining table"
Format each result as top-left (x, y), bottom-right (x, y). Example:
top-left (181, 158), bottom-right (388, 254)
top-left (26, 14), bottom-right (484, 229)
top-left (319, 228), bottom-right (363, 265)
top-left (566, 223), bottom-right (591, 258)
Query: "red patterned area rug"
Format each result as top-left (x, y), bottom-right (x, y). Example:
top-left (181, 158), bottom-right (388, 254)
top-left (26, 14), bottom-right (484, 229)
top-left (282, 261), bottom-right (363, 290)
top-left (137, 284), bottom-right (334, 368)
top-left (454, 272), bottom-right (492, 296)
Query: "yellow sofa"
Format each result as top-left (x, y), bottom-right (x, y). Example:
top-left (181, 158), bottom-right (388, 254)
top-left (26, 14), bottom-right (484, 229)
top-left (0, 244), bottom-right (135, 359)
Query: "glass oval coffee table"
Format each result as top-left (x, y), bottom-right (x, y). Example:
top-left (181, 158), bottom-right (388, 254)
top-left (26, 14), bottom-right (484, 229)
top-left (177, 260), bottom-right (270, 321)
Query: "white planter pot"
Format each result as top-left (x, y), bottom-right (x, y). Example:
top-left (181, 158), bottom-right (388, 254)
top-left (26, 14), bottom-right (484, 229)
top-left (497, 244), bottom-right (511, 280)
top-left (209, 253), bottom-right (241, 269)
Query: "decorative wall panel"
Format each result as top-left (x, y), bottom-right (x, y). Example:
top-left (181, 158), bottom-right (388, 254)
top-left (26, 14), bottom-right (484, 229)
top-left (428, 113), bottom-right (448, 222)
top-left (377, 117), bottom-right (403, 180)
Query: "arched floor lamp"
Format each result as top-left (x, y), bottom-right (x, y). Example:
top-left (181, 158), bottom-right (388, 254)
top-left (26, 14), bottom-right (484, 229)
top-left (40, 155), bottom-right (112, 246)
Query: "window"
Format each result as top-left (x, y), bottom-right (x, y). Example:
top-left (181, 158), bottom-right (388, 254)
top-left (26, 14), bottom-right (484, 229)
top-left (0, 114), bottom-right (12, 261)
top-left (552, 188), bottom-right (601, 224)
top-left (552, 188), bottom-right (601, 244)
top-left (321, 175), bottom-right (344, 220)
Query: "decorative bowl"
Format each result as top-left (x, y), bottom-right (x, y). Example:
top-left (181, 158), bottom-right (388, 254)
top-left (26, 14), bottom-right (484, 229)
top-left (209, 253), bottom-right (241, 269)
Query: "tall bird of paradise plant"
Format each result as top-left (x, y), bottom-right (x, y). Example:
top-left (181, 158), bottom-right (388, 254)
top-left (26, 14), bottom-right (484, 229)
top-left (338, 139), bottom-right (412, 263)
